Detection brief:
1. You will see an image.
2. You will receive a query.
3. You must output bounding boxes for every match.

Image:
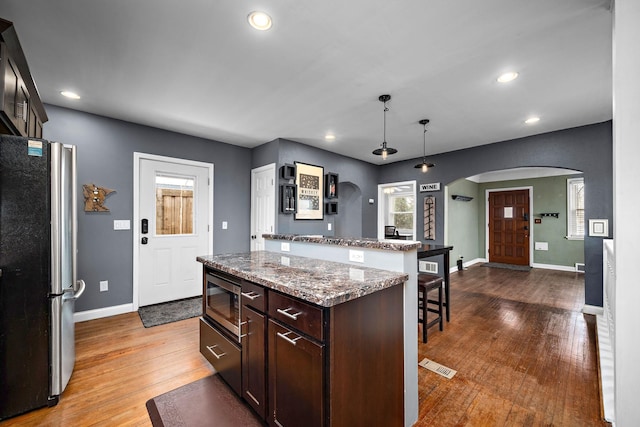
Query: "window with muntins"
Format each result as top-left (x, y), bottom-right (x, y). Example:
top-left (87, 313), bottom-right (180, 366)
top-left (388, 194), bottom-right (414, 234)
top-left (567, 177), bottom-right (584, 240)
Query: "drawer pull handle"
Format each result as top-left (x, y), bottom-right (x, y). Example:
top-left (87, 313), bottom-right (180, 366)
top-left (240, 320), bottom-right (250, 339)
top-left (241, 291), bottom-right (261, 300)
top-left (277, 331), bottom-right (301, 346)
top-left (206, 345), bottom-right (226, 359)
top-left (277, 307), bottom-right (302, 320)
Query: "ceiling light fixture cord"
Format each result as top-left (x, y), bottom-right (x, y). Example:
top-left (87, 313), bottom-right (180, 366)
top-left (372, 94), bottom-right (397, 159)
top-left (414, 119), bottom-right (434, 172)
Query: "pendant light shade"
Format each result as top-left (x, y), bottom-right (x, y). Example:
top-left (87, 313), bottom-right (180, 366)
top-left (414, 119), bottom-right (435, 172)
top-left (372, 95), bottom-right (397, 160)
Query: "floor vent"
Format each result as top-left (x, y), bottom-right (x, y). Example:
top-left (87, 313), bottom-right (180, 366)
top-left (419, 261), bottom-right (438, 274)
top-left (575, 263), bottom-right (585, 273)
top-left (419, 358), bottom-right (457, 379)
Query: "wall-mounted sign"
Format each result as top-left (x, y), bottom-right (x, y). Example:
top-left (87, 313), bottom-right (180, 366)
top-left (419, 182), bottom-right (441, 192)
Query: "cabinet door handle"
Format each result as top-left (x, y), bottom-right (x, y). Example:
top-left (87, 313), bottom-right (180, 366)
top-left (277, 331), bottom-right (301, 346)
top-left (277, 307), bottom-right (302, 320)
top-left (206, 345), bottom-right (226, 359)
top-left (241, 291), bottom-right (261, 300)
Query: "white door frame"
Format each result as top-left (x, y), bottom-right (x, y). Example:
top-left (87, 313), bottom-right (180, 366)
top-left (133, 152), bottom-right (214, 311)
top-left (377, 180), bottom-right (417, 240)
top-left (250, 163), bottom-right (276, 251)
top-left (485, 186), bottom-right (534, 265)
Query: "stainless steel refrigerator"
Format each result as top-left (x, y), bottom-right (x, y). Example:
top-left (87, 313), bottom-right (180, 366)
top-left (0, 134), bottom-right (85, 419)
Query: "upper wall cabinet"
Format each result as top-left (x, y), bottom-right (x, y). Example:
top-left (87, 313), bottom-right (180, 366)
top-left (0, 18), bottom-right (47, 138)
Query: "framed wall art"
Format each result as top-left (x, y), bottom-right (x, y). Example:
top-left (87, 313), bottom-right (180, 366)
top-left (295, 162), bottom-right (324, 220)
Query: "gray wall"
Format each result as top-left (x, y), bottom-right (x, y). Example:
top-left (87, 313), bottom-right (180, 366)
top-left (254, 138), bottom-right (380, 238)
top-left (43, 105), bottom-right (252, 312)
top-left (380, 121), bottom-right (612, 307)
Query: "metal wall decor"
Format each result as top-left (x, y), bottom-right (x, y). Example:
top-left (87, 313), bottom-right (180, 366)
top-left (83, 183), bottom-right (115, 212)
top-left (424, 196), bottom-right (435, 240)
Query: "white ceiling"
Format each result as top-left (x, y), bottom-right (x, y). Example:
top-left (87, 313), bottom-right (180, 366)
top-left (0, 0), bottom-right (612, 165)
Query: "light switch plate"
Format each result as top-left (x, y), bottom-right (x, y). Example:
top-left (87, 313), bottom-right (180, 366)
top-left (99, 280), bottom-right (108, 292)
top-left (222, 221), bottom-right (228, 230)
top-left (281, 242), bottom-right (290, 252)
top-left (113, 220), bottom-right (130, 230)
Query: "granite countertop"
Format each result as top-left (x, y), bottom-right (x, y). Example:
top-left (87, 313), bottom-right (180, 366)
top-left (197, 251), bottom-right (408, 307)
top-left (263, 234), bottom-right (422, 251)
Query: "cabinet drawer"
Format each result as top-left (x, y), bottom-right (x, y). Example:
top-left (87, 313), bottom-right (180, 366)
top-left (269, 292), bottom-right (324, 341)
top-left (199, 318), bottom-right (241, 396)
top-left (242, 280), bottom-right (266, 312)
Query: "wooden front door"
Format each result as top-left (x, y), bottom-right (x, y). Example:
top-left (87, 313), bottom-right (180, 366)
top-left (488, 189), bottom-right (530, 266)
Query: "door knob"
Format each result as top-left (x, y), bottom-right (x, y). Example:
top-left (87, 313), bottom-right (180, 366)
top-left (141, 237), bottom-right (148, 244)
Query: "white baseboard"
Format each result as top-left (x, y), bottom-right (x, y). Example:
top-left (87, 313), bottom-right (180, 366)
top-left (74, 303), bottom-right (134, 323)
top-left (583, 305), bottom-right (604, 316)
top-left (531, 262), bottom-right (577, 272)
top-left (449, 258), bottom-right (485, 274)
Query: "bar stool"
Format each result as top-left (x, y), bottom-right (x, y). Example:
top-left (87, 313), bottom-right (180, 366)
top-left (417, 273), bottom-right (444, 343)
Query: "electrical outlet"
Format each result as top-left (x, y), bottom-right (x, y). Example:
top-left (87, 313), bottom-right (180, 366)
top-left (222, 221), bottom-right (228, 230)
top-left (281, 242), bottom-right (290, 252)
top-left (99, 280), bottom-right (108, 292)
top-left (349, 250), bottom-right (364, 263)
top-left (328, 223), bottom-right (332, 231)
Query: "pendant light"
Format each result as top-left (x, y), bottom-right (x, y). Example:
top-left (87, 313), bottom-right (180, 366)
top-left (372, 94), bottom-right (397, 160)
top-left (414, 119), bottom-right (435, 173)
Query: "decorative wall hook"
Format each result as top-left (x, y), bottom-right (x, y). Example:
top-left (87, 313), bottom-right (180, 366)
top-left (83, 183), bottom-right (115, 212)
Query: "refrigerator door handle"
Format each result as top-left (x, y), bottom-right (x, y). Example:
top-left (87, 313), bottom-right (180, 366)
top-left (73, 279), bottom-right (86, 300)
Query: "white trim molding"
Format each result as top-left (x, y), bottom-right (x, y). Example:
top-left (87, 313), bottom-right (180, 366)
top-left (74, 304), bottom-right (134, 323)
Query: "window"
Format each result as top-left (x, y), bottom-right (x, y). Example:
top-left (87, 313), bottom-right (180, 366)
top-left (567, 177), bottom-right (584, 239)
top-left (389, 194), bottom-right (414, 232)
top-left (155, 174), bottom-right (195, 235)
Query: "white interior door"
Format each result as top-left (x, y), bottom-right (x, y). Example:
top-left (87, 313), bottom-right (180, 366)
top-left (251, 164), bottom-right (276, 251)
top-left (138, 157), bottom-right (211, 306)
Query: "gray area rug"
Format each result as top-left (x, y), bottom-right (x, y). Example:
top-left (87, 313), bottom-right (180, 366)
top-left (138, 296), bottom-right (202, 328)
top-left (482, 262), bottom-right (532, 272)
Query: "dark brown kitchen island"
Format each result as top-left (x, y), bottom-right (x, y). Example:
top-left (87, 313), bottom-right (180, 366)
top-left (197, 251), bottom-right (408, 427)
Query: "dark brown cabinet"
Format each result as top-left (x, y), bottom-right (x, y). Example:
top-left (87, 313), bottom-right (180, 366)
top-left (241, 304), bottom-right (267, 419)
top-left (268, 320), bottom-right (324, 427)
top-left (1, 18), bottom-right (47, 138)
top-left (201, 265), bottom-right (404, 427)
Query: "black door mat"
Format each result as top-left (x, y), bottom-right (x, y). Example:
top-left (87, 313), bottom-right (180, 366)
top-left (146, 375), bottom-right (263, 427)
top-left (138, 296), bottom-right (202, 328)
top-left (482, 262), bottom-right (532, 271)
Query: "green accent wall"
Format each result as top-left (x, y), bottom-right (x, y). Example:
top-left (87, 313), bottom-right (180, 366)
top-left (446, 179), bottom-right (480, 269)
top-left (478, 175), bottom-right (585, 267)
top-left (446, 174), bottom-right (585, 269)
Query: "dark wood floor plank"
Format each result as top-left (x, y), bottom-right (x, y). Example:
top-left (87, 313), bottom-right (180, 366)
top-left (414, 265), bottom-right (609, 427)
top-left (2, 265), bottom-right (608, 427)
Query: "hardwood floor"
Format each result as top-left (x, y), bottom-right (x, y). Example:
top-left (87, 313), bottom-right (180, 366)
top-left (1, 265), bottom-right (607, 426)
top-left (0, 313), bottom-right (213, 426)
top-left (416, 265), bottom-right (609, 426)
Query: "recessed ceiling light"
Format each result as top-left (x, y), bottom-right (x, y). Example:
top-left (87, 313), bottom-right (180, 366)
top-left (248, 11), bottom-right (272, 31)
top-left (60, 91), bottom-right (81, 99)
top-left (325, 134), bottom-right (336, 141)
top-left (525, 117), bottom-right (540, 124)
top-left (497, 72), bottom-right (519, 83)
